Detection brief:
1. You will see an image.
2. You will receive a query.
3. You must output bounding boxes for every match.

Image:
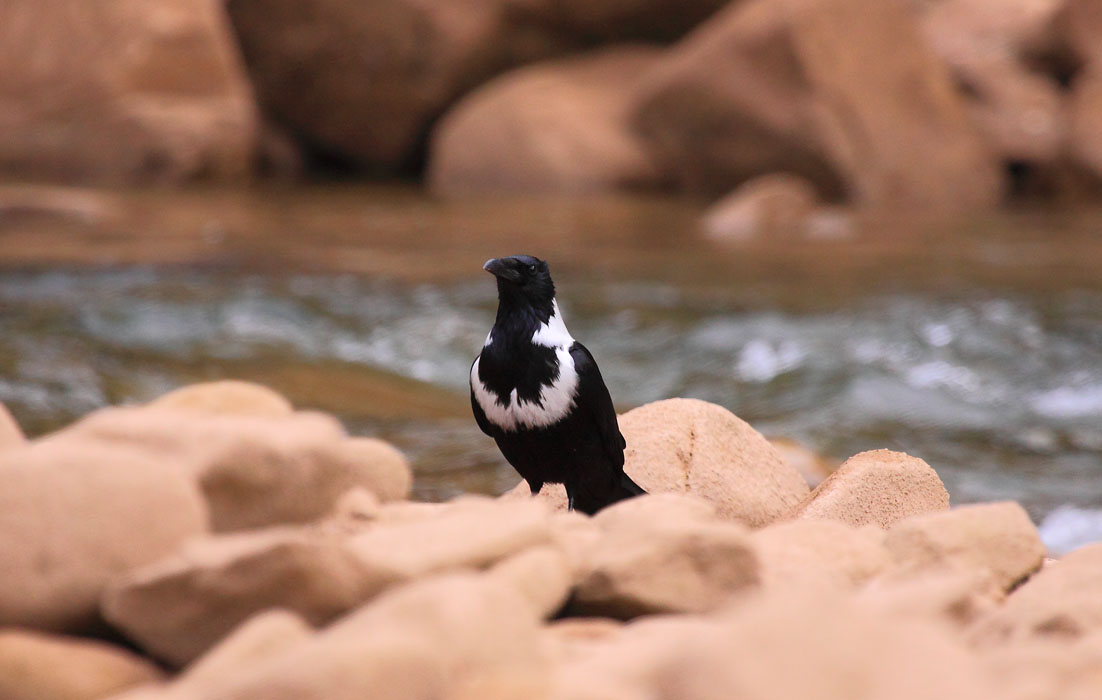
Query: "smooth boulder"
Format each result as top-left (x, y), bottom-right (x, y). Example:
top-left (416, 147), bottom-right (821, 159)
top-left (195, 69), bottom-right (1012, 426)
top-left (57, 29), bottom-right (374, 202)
top-left (0, 402), bottom-right (25, 449)
top-left (701, 173), bottom-right (821, 240)
top-left (149, 381), bottom-right (293, 417)
top-left (0, 441), bottom-right (207, 632)
top-left (0, 1), bottom-right (257, 183)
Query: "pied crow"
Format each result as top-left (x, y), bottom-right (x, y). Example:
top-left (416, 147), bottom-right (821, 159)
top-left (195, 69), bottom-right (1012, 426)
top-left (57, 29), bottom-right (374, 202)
top-left (470, 254), bottom-right (645, 514)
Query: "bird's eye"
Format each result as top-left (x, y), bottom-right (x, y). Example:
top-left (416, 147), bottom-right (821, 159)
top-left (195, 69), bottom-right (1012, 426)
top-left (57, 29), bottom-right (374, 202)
top-left (528, 264), bottom-right (538, 273)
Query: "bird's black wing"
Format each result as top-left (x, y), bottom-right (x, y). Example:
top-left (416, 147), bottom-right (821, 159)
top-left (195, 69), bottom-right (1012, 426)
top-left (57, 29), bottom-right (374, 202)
top-left (569, 342), bottom-right (626, 468)
top-left (470, 357), bottom-right (494, 437)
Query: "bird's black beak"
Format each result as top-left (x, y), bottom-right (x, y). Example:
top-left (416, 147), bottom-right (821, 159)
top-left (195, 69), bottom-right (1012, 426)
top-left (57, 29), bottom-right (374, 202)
top-left (483, 258), bottom-right (521, 283)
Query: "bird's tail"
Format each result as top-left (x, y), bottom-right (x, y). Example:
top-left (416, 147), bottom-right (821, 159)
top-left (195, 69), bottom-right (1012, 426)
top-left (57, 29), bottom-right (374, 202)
top-left (572, 472), bottom-right (647, 515)
top-left (618, 472), bottom-right (647, 499)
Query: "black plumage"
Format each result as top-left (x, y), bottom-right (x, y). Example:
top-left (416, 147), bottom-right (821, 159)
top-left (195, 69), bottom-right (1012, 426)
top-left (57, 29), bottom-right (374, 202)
top-left (470, 255), bottom-right (645, 514)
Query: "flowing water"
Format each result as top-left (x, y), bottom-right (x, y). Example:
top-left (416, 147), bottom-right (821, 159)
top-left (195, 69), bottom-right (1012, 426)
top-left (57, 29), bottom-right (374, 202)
top-left (1, 184), bottom-right (1100, 550)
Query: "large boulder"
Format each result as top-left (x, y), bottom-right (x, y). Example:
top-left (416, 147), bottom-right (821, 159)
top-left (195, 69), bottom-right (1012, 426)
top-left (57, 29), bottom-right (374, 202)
top-left (149, 380), bottom-right (293, 417)
top-left (505, 399), bottom-right (809, 525)
top-left (750, 519), bottom-right (890, 589)
top-left (514, 0), bottom-right (728, 43)
top-left (46, 404), bottom-right (411, 532)
top-left (428, 47), bottom-right (664, 195)
top-left (0, 1), bottom-right (257, 183)
top-left (789, 449), bottom-right (950, 528)
top-left (0, 441), bottom-right (207, 632)
top-left (223, 0), bottom-right (568, 171)
top-left (885, 502), bottom-right (1046, 592)
top-left (631, 0), bottom-right (1003, 210)
top-left (0, 629), bottom-right (163, 700)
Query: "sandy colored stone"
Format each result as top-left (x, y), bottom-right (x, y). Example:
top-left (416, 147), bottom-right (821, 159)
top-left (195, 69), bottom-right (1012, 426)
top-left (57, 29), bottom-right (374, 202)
top-left (48, 406), bottom-right (409, 531)
top-left (103, 527), bottom-right (382, 667)
top-left (0, 441), bottom-right (207, 632)
top-left (632, 0), bottom-right (1001, 210)
top-left (1069, 72), bottom-right (1102, 181)
top-left (972, 543), bottom-right (1102, 646)
top-left (701, 173), bottom-right (820, 241)
top-left (885, 501), bottom-right (1046, 592)
top-left (428, 47), bottom-right (664, 196)
top-left (750, 519), bottom-right (889, 589)
top-left (346, 497), bottom-right (554, 579)
top-left (859, 568), bottom-right (1004, 629)
top-left (0, 629), bottom-right (162, 700)
top-left (515, 0), bottom-right (729, 42)
top-left (623, 398), bottom-right (808, 526)
top-left (981, 633), bottom-right (1102, 700)
top-left (0, 1), bottom-right (257, 183)
top-left (0, 401), bottom-right (25, 449)
top-left (572, 497), bottom-right (760, 618)
top-left (790, 449), bottom-right (950, 528)
top-left (488, 546), bottom-right (574, 619)
top-left (149, 381), bottom-right (293, 417)
top-left (193, 573), bottom-right (542, 700)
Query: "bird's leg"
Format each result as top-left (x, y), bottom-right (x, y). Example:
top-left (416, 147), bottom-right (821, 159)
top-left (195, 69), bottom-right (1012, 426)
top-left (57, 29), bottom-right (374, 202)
top-left (528, 480), bottom-right (543, 496)
top-left (566, 486), bottom-right (576, 512)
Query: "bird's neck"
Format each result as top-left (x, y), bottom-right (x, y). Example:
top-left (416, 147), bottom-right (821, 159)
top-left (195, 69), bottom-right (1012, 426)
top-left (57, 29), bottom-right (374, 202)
top-left (489, 299), bottom-right (573, 350)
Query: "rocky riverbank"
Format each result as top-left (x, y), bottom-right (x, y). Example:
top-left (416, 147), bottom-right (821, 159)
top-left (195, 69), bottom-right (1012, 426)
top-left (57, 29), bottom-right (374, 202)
top-left (1, 380), bottom-right (1099, 699)
top-left (4, 0), bottom-right (1102, 214)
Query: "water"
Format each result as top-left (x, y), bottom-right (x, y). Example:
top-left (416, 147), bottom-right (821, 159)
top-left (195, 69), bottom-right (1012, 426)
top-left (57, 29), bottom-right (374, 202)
top-left (0, 185), bottom-right (1100, 538)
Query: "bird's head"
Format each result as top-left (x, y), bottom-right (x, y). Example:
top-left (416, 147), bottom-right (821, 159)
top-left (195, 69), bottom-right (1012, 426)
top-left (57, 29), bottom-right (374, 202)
top-left (483, 255), bottom-right (555, 320)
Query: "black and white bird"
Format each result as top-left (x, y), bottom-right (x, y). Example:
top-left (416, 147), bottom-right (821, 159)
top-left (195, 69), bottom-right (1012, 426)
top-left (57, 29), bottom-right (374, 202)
top-left (470, 255), bottom-right (645, 514)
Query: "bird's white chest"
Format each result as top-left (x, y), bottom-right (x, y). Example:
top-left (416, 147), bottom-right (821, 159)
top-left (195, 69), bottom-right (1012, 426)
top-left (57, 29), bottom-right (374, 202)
top-left (471, 303), bottom-right (579, 432)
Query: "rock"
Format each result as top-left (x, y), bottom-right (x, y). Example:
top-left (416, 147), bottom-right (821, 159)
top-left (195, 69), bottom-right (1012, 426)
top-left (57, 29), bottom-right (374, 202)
top-left (224, 0), bottom-right (568, 171)
top-left (0, 1), bottom-right (257, 183)
top-left (623, 399), bottom-right (809, 525)
top-left (428, 47), bottom-right (664, 196)
top-left (0, 401), bottom-right (25, 448)
top-left (571, 496), bottom-right (760, 618)
top-left (919, 0), bottom-right (1066, 163)
top-left (750, 519), bottom-right (889, 589)
top-left (487, 546), bottom-right (574, 618)
top-left (108, 610), bottom-right (316, 700)
top-left (0, 629), bottom-right (162, 700)
top-left (1054, 0), bottom-right (1102, 66)
top-left (102, 526), bottom-right (382, 667)
top-left (789, 449), bottom-right (950, 528)
top-left (1069, 72), bottom-right (1102, 181)
top-left (885, 502), bottom-right (1046, 592)
top-left (149, 381), bottom-right (293, 417)
top-left (632, 0), bottom-right (1002, 210)
top-left (0, 441), bottom-right (207, 632)
top-left (859, 568), bottom-right (1004, 629)
top-left (48, 406), bottom-right (410, 531)
top-left (981, 634), bottom-right (1102, 700)
top-left (345, 497), bottom-right (554, 580)
top-left (196, 573), bottom-right (541, 700)
top-left (972, 542), bottom-right (1102, 646)
top-left (701, 173), bottom-right (821, 240)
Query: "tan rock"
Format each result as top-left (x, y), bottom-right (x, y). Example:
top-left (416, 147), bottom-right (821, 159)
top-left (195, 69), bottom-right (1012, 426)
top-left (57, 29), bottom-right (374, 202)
top-left (622, 399), bottom-right (809, 526)
top-left (0, 1), bottom-right (257, 183)
top-left (149, 381), bottom-right (293, 417)
top-left (102, 527), bottom-right (382, 667)
top-left (701, 173), bottom-right (820, 241)
top-left (572, 498), bottom-right (760, 618)
top-left (488, 546), bottom-right (574, 619)
top-left (201, 573), bottom-right (543, 700)
top-left (632, 0), bottom-right (1002, 210)
top-left (0, 629), bottom-right (162, 700)
top-left (789, 449), bottom-right (950, 528)
top-left (981, 634), bottom-right (1102, 700)
top-left (428, 47), bottom-right (664, 196)
top-left (0, 401), bottom-right (25, 449)
top-left (346, 497), bottom-right (554, 580)
top-left (972, 543), bottom-right (1102, 646)
top-left (0, 441), bottom-right (207, 631)
top-left (885, 502), bottom-right (1046, 592)
top-left (859, 568), bottom-right (1004, 629)
top-left (47, 406), bottom-right (410, 531)
top-left (515, 0), bottom-right (729, 42)
top-left (109, 610), bottom-right (316, 700)
top-left (751, 519), bottom-right (889, 589)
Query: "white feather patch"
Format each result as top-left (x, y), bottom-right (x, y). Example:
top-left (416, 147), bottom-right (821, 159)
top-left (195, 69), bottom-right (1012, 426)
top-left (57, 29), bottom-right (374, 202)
top-left (471, 346), bottom-right (579, 432)
top-left (531, 301), bottom-right (574, 347)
